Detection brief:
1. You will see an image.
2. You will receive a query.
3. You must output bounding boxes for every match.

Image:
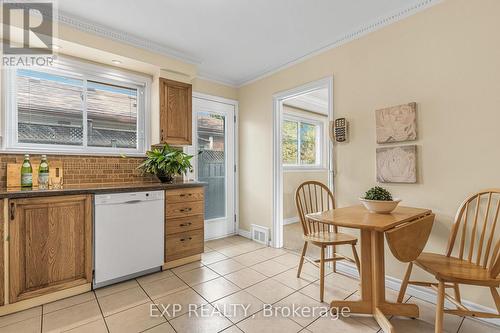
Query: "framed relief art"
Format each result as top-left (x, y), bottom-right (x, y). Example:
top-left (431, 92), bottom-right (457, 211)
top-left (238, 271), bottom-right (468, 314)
top-left (376, 102), bottom-right (417, 143)
top-left (376, 145), bottom-right (417, 183)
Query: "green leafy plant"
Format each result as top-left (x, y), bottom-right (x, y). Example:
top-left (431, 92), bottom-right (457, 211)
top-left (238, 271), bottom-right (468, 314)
top-left (363, 186), bottom-right (393, 201)
top-left (138, 144), bottom-right (194, 183)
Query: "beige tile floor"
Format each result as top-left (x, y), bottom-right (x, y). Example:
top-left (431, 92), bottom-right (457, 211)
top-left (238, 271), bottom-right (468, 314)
top-left (1, 235), bottom-right (499, 333)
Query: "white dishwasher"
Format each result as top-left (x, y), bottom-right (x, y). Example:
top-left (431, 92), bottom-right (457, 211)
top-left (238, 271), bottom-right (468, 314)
top-left (94, 191), bottom-right (164, 288)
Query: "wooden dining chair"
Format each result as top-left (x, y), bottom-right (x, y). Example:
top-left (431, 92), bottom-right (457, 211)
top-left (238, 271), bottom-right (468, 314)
top-left (397, 189), bottom-right (500, 333)
top-left (295, 181), bottom-right (360, 302)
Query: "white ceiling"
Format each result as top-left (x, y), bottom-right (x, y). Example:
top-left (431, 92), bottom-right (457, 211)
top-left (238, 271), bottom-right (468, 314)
top-left (57, 0), bottom-right (437, 86)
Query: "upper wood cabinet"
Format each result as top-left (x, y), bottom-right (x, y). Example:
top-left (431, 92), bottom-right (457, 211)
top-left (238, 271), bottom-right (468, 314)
top-left (159, 78), bottom-right (192, 145)
top-left (8, 195), bottom-right (92, 303)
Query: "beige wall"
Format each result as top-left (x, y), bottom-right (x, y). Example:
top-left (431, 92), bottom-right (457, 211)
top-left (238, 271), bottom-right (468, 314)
top-left (238, 0), bottom-right (500, 307)
top-left (283, 171), bottom-right (328, 220)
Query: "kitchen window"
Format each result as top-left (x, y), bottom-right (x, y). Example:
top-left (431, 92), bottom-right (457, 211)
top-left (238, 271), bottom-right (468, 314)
top-left (282, 116), bottom-right (323, 168)
top-left (3, 57), bottom-right (151, 155)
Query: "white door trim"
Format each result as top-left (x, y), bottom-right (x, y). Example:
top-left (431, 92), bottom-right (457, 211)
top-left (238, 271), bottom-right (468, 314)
top-left (192, 92), bottom-right (239, 239)
top-left (271, 77), bottom-right (334, 248)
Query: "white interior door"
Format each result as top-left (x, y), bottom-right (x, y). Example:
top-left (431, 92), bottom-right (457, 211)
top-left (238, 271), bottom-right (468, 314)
top-left (192, 95), bottom-right (236, 240)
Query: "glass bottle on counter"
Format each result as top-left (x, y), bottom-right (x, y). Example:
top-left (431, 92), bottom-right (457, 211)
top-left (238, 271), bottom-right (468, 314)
top-left (38, 155), bottom-right (49, 189)
top-left (20, 154), bottom-right (33, 188)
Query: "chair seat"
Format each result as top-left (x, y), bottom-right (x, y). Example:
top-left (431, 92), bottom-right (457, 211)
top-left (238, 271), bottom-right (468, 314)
top-left (415, 252), bottom-right (500, 286)
top-left (303, 231), bottom-right (357, 246)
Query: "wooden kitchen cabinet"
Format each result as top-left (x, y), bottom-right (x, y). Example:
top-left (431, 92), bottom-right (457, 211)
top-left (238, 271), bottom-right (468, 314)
top-left (164, 186), bottom-right (205, 268)
top-left (159, 78), bottom-right (192, 145)
top-left (8, 195), bottom-right (92, 303)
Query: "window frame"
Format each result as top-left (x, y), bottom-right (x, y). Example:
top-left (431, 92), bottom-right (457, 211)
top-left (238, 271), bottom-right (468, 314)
top-left (2, 56), bottom-right (151, 156)
top-left (282, 114), bottom-right (324, 170)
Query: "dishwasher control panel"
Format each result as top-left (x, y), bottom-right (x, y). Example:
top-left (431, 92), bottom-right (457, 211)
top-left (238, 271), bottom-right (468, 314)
top-left (95, 191), bottom-right (164, 205)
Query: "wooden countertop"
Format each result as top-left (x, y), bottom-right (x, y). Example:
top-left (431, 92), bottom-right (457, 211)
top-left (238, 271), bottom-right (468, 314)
top-left (0, 181), bottom-right (206, 199)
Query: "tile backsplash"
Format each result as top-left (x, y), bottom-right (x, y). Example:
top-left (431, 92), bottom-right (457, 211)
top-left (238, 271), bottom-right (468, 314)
top-left (0, 154), bottom-right (157, 188)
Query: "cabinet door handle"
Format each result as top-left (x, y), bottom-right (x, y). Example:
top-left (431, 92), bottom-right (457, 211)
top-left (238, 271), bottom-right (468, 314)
top-left (179, 222), bottom-right (192, 227)
top-left (180, 237), bottom-right (192, 242)
top-left (179, 193), bottom-right (193, 197)
top-left (161, 129), bottom-right (164, 142)
top-left (9, 202), bottom-right (15, 221)
top-left (180, 208), bottom-right (192, 213)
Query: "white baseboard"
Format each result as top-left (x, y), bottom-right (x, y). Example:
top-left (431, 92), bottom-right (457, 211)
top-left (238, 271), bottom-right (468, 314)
top-left (283, 217), bottom-right (300, 225)
top-left (335, 261), bottom-right (500, 327)
top-left (238, 228), bottom-right (251, 239)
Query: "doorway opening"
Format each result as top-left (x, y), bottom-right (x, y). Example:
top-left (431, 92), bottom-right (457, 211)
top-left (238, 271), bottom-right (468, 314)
top-left (272, 77), bottom-right (333, 249)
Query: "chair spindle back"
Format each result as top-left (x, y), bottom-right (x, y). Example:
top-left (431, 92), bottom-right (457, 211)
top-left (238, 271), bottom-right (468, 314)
top-left (295, 181), bottom-right (337, 236)
top-left (446, 189), bottom-right (500, 278)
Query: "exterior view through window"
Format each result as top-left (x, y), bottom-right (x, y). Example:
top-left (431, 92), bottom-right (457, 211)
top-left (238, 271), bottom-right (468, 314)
top-left (282, 118), bottom-right (319, 166)
top-left (197, 112), bottom-right (226, 220)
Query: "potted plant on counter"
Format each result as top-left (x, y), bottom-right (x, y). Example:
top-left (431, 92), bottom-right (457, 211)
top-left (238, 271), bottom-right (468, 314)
top-left (359, 186), bottom-right (401, 214)
top-left (138, 144), bottom-right (194, 183)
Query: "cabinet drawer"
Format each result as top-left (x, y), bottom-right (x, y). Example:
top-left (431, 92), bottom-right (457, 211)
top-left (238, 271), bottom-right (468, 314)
top-left (165, 229), bottom-right (204, 262)
top-left (166, 187), bottom-right (204, 203)
top-left (166, 215), bottom-right (204, 235)
top-left (166, 201), bottom-right (204, 218)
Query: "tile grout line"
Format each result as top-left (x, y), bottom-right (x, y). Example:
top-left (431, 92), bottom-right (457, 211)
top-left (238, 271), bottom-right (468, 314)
top-left (95, 282), bottom-right (139, 299)
top-left (192, 240), bottom-right (498, 332)
top-left (232, 274), bottom-right (329, 329)
top-left (5, 235), bottom-right (496, 333)
top-left (167, 266), bottom-right (223, 331)
top-left (167, 266), bottom-right (252, 333)
top-left (93, 290), bottom-right (111, 333)
top-left (299, 289), bottom-right (375, 332)
top-left (284, 281), bottom-right (360, 329)
top-left (135, 277), bottom-right (179, 333)
top-left (94, 280), bottom-right (160, 326)
top-left (169, 255), bottom-right (294, 328)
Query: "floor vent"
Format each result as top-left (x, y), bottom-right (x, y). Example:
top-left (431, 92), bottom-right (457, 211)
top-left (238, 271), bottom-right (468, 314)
top-left (251, 224), bottom-right (269, 245)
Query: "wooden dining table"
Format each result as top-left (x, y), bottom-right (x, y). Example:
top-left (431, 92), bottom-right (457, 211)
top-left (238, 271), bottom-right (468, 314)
top-left (306, 205), bottom-right (433, 333)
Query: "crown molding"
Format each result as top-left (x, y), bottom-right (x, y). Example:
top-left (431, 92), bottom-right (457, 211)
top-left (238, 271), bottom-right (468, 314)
top-left (52, 0), bottom-right (440, 88)
top-left (235, 0), bottom-right (441, 87)
top-left (195, 72), bottom-right (238, 88)
top-left (55, 11), bottom-right (202, 65)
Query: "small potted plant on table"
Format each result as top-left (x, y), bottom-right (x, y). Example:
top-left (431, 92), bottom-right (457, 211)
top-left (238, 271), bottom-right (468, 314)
top-left (138, 144), bottom-right (194, 183)
top-left (359, 186), bottom-right (401, 214)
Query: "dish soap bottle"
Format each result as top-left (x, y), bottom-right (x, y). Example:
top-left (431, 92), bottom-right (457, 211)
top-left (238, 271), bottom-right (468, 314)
top-left (20, 154), bottom-right (33, 188)
top-left (38, 155), bottom-right (49, 189)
